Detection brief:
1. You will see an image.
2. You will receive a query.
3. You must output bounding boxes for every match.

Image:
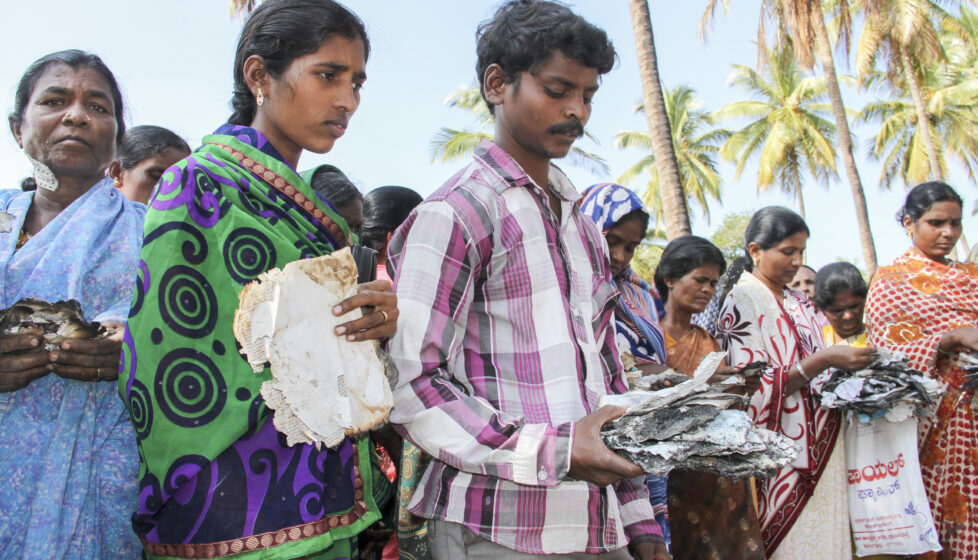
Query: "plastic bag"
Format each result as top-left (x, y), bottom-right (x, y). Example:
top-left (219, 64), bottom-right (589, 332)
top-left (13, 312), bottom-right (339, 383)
top-left (846, 417), bottom-right (941, 557)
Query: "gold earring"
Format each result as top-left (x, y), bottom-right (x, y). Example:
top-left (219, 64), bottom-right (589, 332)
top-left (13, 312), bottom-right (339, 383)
top-left (256, 88), bottom-right (264, 107)
top-left (113, 178), bottom-right (122, 189)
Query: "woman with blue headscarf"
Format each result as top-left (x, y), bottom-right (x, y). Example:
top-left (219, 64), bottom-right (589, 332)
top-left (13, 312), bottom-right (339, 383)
top-left (580, 183), bottom-right (671, 551)
top-left (581, 183), bottom-right (667, 367)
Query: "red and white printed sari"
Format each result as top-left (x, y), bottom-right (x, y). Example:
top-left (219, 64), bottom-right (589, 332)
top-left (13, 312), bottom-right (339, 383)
top-left (718, 272), bottom-right (848, 558)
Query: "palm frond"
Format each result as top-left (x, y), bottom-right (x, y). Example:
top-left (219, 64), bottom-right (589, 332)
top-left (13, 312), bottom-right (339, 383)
top-left (429, 129), bottom-right (491, 163)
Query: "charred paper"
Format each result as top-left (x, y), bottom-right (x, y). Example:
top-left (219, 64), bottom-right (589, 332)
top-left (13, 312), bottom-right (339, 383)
top-left (819, 348), bottom-right (944, 423)
top-left (0, 298), bottom-right (104, 351)
top-left (601, 352), bottom-right (799, 478)
top-left (233, 248), bottom-right (394, 449)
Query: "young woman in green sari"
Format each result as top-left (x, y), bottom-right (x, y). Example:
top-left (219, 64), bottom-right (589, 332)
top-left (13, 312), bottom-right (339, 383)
top-left (120, 1), bottom-right (398, 558)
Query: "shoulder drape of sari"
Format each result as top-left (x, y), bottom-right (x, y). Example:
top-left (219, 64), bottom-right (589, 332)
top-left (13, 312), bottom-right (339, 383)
top-left (664, 325), bottom-right (766, 560)
top-left (121, 124), bottom-right (378, 560)
top-left (866, 250), bottom-right (978, 559)
top-left (614, 269), bottom-right (667, 364)
top-left (0, 180), bottom-right (144, 559)
top-left (664, 325), bottom-right (720, 374)
top-left (717, 272), bottom-right (841, 556)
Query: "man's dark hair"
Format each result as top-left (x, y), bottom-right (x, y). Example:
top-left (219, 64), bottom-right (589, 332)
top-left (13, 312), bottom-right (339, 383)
top-left (118, 125), bottom-right (190, 170)
top-left (475, 0), bottom-right (616, 114)
top-left (229, 0), bottom-right (370, 126)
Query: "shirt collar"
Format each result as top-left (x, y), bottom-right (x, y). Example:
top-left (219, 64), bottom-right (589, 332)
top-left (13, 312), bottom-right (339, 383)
top-left (472, 139), bottom-right (581, 203)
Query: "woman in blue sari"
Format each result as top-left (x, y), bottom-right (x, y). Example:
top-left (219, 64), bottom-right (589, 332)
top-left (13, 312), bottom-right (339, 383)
top-left (0, 50), bottom-right (144, 559)
top-left (580, 183), bottom-right (671, 552)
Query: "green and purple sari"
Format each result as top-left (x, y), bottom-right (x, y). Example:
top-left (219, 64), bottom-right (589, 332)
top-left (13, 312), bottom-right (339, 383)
top-left (120, 124), bottom-right (379, 560)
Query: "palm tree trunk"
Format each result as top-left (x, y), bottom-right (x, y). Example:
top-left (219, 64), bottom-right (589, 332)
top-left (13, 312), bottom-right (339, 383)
top-left (796, 179), bottom-right (807, 264)
top-left (896, 52), bottom-right (967, 256)
top-left (900, 50), bottom-right (942, 181)
top-left (810, 4), bottom-right (878, 276)
top-left (795, 180), bottom-right (806, 221)
top-left (627, 0), bottom-right (691, 239)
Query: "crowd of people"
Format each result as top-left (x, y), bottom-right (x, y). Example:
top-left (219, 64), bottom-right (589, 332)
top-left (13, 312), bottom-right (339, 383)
top-left (0, 1), bottom-right (974, 559)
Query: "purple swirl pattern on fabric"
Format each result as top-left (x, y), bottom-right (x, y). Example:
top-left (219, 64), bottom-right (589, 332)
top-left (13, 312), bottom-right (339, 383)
top-left (139, 260), bottom-right (150, 292)
top-left (125, 125), bottom-right (374, 557)
top-left (122, 325), bottom-right (137, 398)
top-left (150, 158), bottom-right (222, 228)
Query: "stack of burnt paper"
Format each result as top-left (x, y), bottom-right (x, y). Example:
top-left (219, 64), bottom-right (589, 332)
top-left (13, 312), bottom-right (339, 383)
top-left (0, 298), bottom-right (106, 351)
top-left (820, 348), bottom-right (944, 423)
top-left (600, 353), bottom-right (799, 478)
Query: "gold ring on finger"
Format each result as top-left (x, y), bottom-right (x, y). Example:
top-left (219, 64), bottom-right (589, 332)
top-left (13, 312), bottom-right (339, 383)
top-left (380, 310), bottom-right (389, 323)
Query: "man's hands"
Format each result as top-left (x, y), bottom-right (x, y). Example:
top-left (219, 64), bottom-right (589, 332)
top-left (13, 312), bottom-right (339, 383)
top-left (633, 541), bottom-right (672, 560)
top-left (333, 279), bottom-right (399, 342)
top-left (569, 405), bottom-right (644, 486)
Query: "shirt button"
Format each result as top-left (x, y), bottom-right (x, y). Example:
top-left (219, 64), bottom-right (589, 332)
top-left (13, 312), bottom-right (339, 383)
top-left (538, 467), bottom-right (548, 480)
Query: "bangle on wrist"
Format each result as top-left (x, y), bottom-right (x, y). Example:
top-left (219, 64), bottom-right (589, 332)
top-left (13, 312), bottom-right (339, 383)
top-left (796, 360), bottom-right (812, 382)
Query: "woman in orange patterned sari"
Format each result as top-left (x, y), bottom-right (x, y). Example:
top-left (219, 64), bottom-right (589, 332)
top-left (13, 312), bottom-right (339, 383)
top-left (655, 236), bottom-right (766, 560)
top-left (865, 182), bottom-right (978, 560)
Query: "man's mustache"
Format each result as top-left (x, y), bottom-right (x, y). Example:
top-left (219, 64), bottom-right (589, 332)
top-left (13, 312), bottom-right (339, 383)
top-left (548, 120), bottom-right (584, 137)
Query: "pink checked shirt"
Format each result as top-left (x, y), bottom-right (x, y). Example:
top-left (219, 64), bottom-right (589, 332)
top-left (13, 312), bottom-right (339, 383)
top-left (387, 140), bottom-right (662, 554)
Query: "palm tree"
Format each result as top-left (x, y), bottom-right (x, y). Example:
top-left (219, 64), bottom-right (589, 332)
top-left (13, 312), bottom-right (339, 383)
top-left (429, 85), bottom-right (494, 164)
top-left (631, 232), bottom-right (669, 283)
top-left (428, 84), bottom-right (611, 176)
top-left (856, 0), bottom-right (951, 182)
top-left (715, 46), bottom-right (838, 219)
top-left (615, 85), bottom-right (728, 235)
top-left (858, 72), bottom-right (978, 190)
top-left (628, 0), bottom-right (692, 239)
top-left (229, 0), bottom-right (258, 16)
top-left (858, 7), bottom-right (978, 254)
top-left (702, 0), bottom-right (879, 275)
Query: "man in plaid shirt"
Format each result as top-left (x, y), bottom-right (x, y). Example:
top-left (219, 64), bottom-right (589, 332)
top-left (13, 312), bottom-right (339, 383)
top-left (387, 1), bottom-right (669, 558)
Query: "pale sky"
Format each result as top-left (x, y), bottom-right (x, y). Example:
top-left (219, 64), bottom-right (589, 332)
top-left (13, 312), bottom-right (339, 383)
top-left (0, 0), bottom-right (971, 269)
